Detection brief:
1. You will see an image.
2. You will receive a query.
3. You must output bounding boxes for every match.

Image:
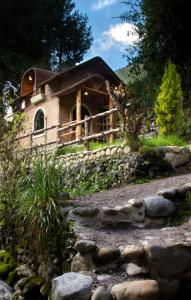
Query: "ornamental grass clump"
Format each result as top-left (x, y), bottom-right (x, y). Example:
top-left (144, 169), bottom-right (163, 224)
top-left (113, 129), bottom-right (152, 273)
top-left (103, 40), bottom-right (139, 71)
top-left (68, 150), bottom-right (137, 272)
top-left (14, 154), bottom-right (70, 262)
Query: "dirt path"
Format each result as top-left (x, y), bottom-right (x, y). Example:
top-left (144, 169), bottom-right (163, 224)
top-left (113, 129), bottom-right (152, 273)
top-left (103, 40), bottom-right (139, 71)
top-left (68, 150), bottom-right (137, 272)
top-left (75, 173), bottom-right (191, 208)
top-left (74, 172), bottom-right (191, 248)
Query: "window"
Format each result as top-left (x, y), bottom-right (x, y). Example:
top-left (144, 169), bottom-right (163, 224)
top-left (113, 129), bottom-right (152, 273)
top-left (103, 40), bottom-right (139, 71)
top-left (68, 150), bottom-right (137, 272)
top-left (34, 109), bottom-right (45, 134)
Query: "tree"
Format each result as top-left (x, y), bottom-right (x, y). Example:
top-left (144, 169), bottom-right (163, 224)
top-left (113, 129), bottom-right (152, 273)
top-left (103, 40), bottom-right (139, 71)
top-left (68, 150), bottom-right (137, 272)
top-left (106, 81), bottom-right (143, 151)
top-left (0, 0), bottom-right (93, 91)
top-left (154, 62), bottom-right (183, 135)
top-left (120, 0), bottom-right (191, 105)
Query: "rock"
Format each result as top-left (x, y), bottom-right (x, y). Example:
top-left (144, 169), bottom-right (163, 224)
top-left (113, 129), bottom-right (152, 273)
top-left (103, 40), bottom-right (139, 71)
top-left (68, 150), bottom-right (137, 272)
top-left (131, 199), bottom-right (144, 208)
top-left (51, 272), bottom-right (94, 300)
top-left (22, 276), bottom-right (44, 298)
top-left (0, 280), bottom-right (12, 300)
top-left (157, 189), bottom-right (178, 201)
top-left (15, 265), bottom-right (33, 279)
top-left (145, 217), bottom-right (167, 227)
top-left (91, 286), bottom-right (112, 300)
top-left (157, 278), bottom-right (180, 300)
top-left (111, 280), bottom-right (159, 300)
top-left (103, 208), bottom-right (118, 216)
top-left (97, 275), bottom-right (112, 283)
top-left (93, 248), bottom-right (120, 265)
top-left (122, 263), bottom-right (148, 276)
top-left (71, 253), bottom-right (95, 272)
top-left (74, 240), bottom-right (97, 253)
top-left (122, 245), bottom-right (144, 261)
top-left (144, 196), bottom-right (176, 217)
top-left (72, 207), bottom-right (100, 217)
top-left (124, 146), bottom-right (131, 154)
top-left (60, 191), bottom-right (70, 201)
top-left (144, 243), bottom-right (191, 279)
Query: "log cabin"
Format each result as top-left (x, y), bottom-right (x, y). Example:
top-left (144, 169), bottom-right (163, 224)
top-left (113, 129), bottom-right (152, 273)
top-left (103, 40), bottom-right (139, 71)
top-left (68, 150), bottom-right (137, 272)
top-left (16, 56), bottom-right (121, 149)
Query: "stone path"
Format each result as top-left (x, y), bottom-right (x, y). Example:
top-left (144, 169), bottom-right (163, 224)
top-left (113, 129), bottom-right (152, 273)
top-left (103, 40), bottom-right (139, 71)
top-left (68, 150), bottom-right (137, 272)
top-left (73, 173), bottom-right (191, 248)
top-left (75, 173), bottom-right (191, 208)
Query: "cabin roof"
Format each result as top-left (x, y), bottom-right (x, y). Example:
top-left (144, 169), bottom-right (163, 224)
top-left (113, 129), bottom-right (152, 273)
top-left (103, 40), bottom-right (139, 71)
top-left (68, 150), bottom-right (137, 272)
top-left (20, 57), bottom-right (121, 98)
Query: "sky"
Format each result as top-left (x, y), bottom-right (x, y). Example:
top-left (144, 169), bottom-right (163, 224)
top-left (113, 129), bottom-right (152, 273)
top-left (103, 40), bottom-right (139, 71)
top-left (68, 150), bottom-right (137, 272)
top-left (75, 0), bottom-right (138, 71)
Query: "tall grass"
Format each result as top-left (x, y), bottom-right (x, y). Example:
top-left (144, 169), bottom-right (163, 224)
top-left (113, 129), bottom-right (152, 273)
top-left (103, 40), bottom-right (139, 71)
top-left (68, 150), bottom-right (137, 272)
top-left (14, 155), bottom-right (70, 261)
top-left (141, 134), bottom-right (186, 148)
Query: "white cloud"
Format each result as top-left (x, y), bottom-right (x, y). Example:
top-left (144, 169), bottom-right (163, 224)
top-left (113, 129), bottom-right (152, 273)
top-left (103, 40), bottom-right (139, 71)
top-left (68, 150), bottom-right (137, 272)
top-left (92, 0), bottom-right (118, 11)
top-left (92, 23), bottom-right (139, 54)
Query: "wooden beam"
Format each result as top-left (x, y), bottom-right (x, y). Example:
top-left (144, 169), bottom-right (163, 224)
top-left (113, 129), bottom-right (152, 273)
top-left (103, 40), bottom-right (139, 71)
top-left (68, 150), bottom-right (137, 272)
top-left (76, 88), bottom-right (82, 139)
top-left (83, 86), bottom-right (108, 96)
top-left (109, 98), bottom-right (115, 143)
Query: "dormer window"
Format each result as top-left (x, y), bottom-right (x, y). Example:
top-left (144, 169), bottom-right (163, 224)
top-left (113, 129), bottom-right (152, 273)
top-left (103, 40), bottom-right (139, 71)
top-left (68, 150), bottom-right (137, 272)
top-left (34, 109), bottom-right (45, 135)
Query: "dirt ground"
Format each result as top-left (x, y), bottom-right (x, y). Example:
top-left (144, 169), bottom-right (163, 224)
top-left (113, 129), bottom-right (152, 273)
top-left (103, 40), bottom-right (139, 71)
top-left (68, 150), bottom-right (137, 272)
top-left (74, 170), bottom-right (191, 248)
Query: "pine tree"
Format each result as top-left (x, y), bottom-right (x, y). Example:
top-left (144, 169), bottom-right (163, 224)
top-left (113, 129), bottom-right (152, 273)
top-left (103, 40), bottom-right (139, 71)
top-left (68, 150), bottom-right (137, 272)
top-left (154, 62), bottom-right (183, 135)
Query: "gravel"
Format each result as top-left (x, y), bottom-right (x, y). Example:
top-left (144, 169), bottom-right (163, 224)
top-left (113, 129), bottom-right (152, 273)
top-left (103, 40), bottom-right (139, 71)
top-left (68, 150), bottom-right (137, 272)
top-left (73, 172), bottom-right (191, 248)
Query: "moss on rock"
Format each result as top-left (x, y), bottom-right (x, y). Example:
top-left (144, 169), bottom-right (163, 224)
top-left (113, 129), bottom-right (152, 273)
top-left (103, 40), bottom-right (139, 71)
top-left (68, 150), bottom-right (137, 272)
top-left (0, 250), bottom-right (17, 280)
top-left (23, 276), bottom-right (45, 300)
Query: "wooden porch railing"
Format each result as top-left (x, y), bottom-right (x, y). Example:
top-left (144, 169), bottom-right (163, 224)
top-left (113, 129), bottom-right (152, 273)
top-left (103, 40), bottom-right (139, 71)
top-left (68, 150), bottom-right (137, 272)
top-left (18, 108), bottom-right (120, 150)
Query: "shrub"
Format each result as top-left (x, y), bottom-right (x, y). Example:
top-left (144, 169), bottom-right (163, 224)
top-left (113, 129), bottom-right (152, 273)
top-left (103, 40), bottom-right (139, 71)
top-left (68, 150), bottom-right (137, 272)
top-left (14, 154), bottom-right (72, 269)
top-left (154, 62), bottom-right (183, 135)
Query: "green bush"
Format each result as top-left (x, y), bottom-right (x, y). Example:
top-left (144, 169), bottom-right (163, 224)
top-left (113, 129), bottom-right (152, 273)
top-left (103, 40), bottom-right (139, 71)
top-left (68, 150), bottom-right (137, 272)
top-left (154, 62), bottom-right (183, 135)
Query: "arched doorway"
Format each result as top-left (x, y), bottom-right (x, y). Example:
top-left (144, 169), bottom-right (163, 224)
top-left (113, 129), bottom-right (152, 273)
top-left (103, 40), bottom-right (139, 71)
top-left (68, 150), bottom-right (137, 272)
top-left (71, 104), bottom-right (91, 121)
top-left (71, 104), bottom-right (92, 136)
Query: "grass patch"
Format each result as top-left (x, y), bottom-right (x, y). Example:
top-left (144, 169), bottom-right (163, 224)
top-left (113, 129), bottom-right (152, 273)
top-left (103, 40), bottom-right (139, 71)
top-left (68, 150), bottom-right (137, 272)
top-left (141, 134), bottom-right (186, 148)
top-left (57, 139), bottom-right (122, 155)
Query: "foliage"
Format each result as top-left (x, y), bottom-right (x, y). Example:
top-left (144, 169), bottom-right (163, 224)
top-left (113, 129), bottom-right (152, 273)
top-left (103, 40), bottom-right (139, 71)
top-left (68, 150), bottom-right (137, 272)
top-left (57, 140), bottom-right (122, 155)
top-left (60, 148), bottom-right (172, 196)
top-left (120, 0), bottom-right (191, 105)
top-left (0, 0), bottom-right (93, 90)
top-left (0, 100), bottom-right (29, 245)
top-left (141, 135), bottom-right (186, 148)
top-left (14, 154), bottom-right (72, 266)
top-left (154, 62), bottom-right (183, 135)
top-left (0, 250), bottom-right (17, 280)
top-left (106, 81), bottom-right (143, 151)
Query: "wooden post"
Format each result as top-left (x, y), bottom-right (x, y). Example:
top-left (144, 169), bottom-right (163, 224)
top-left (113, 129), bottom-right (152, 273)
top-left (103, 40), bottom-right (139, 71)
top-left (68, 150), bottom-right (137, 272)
top-left (76, 88), bottom-right (82, 140)
top-left (56, 123), bottom-right (60, 148)
top-left (84, 115), bottom-right (90, 151)
top-left (109, 97), bottom-right (115, 143)
top-left (30, 131), bottom-right (33, 154)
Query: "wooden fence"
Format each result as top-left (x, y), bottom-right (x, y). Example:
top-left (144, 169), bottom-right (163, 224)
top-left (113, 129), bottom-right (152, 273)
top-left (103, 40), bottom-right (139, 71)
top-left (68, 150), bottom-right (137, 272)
top-left (18, 108), bottom-right (120, 150)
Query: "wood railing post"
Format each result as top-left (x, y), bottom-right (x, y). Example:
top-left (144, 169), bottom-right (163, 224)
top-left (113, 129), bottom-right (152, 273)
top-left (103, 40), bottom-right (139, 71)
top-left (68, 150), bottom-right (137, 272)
top-left (109, 97), bottom-right (115, 143)
top-left (30, 131), bottom-right (33, 154)
top-left (56, 123), bottom-right (60, 148)
top-left (76, 88), bottom-right (82, 140)
top-left (84, 115), bottom-right (90, 151)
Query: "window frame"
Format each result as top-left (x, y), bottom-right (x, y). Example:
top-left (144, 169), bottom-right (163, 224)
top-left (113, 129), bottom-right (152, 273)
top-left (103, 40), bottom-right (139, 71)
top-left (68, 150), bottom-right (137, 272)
top-left (33, 107), bottom-right (46, 137)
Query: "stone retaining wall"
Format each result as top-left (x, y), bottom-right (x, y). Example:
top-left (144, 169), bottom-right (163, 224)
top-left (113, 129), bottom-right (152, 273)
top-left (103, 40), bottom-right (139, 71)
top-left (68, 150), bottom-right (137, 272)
top-left (51, 239), bottom-right (191, 300)
top-left (57, 145), bottom-right (191, 169)
top-left (56, 145), bottom-right (191, 195)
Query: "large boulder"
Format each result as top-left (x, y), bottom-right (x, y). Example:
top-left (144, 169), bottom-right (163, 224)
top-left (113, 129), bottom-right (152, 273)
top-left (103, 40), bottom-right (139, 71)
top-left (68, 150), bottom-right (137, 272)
top-left (91, 286), bottom-right (112, 300)
top-left (121, 245), bottom-right (144, 261)
top-left (111, 280), bottom-right (159, 300)
top-left (93, 247), bottom-right (120, 265)
top-left (145, 243), bottom-right (191, 279)
top-left (144, 196), bottom-right (176, 218)
top-left (51, 272), bottom-right (93, 300)
top-left (71, 253), bottom-right (95, 272)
